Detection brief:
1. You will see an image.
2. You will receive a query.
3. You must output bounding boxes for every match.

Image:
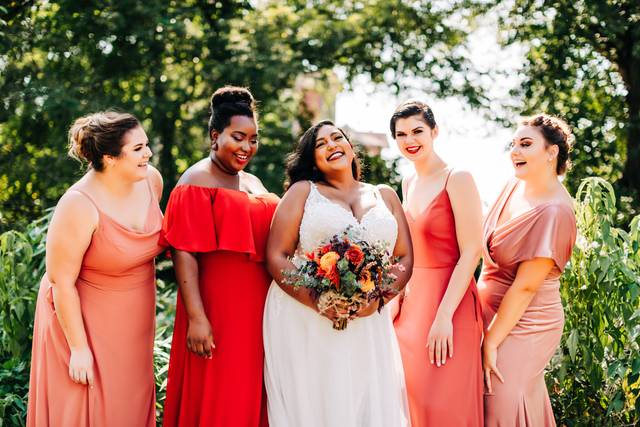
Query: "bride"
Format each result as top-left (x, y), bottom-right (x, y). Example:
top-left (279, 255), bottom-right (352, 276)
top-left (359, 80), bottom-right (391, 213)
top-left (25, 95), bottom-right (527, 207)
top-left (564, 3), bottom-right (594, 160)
top-left (264, 120), bottom-right (413, 427)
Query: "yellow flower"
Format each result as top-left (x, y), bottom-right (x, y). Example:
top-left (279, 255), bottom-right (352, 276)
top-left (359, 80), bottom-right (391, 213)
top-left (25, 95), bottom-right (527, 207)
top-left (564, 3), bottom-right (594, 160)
top-left (319, 251), bottom-right (340, 273)
top-left (359, 270), bottom-right (375, 293)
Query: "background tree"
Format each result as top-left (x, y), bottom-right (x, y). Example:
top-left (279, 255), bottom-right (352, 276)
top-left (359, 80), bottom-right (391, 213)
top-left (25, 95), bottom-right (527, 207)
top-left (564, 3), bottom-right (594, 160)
top-left (0, 0), bottom-right (483, 231)
top-left (496, 0), bottom-right (639, 220)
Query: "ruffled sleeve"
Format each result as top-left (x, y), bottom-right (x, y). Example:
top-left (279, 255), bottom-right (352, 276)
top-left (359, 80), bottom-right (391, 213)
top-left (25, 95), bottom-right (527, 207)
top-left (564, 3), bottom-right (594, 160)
top-left (159, 185), bottom-right (278, 261)
top-left (515, 204), bottom-right (577, 271)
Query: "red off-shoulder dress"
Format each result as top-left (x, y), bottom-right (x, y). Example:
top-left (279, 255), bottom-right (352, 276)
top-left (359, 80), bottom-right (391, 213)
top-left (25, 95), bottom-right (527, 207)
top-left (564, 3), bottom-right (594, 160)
top-left (160, 185), bottom-right (278, 427)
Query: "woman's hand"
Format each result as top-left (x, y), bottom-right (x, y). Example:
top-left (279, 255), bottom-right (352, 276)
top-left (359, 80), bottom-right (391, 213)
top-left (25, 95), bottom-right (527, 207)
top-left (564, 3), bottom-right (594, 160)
top-left (69, 347), bottom-right (95, 386)
top-left (482, 339), bottom-right (504, 394)
top-left (187, 316), bottom-right (215, 358)
top-left (349, 299), bottom-right (378, 319)
top-left (427, 314), bottom-right (453, 367)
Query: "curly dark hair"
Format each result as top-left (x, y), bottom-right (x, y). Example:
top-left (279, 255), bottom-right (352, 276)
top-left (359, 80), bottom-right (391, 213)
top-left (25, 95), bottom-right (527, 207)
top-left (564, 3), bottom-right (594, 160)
top-left (521, 114), bottom-right (574, 175)
top-left (389, 100), bottom-right (436, 137)
top-left (285, 120), bottom-right (361, 189)
top-left (208, 86), bottom-right (257, 137)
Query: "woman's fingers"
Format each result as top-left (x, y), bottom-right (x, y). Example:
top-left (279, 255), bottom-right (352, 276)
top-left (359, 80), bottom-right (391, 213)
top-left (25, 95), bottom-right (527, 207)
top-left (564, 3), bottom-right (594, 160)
top-left (427, 338), bottom-right (435, 364)
top-left (435, 339), bottom-right (442, 367)
top-left (484, 367), bottom-right (492, 394)
top-left (447, 334), bottom-right (454, 358)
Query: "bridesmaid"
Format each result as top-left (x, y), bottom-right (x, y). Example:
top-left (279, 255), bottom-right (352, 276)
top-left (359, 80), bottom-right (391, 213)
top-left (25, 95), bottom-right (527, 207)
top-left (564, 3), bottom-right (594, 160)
top-left (389, 100), bottom-right (484, 425)
top-left (28, 111), bottom-right (164, 426)
top-left (479, 114), bottom-right (576, 426)
top-left (161, 86), bottom-right (278, 426)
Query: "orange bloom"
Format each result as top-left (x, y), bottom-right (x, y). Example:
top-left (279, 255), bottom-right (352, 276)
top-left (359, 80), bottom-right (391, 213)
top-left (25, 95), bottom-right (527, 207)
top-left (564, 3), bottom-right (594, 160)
top-left (325, 265), bottom-right (341, 290)
top-left (319, 251), bottom-right (340, 273)
top-left (359, 270), bottom-right (375, 293)
top-left (345, 244), bottom-right (364, 265)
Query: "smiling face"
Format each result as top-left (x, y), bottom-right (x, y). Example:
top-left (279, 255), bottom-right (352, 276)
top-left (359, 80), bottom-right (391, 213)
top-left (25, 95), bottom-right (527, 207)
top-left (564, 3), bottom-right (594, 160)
top-left (393, 114), bottom-right (438, 162)
top-left (313, 124), bottom-right (354, 176)
top-left (104, 125), bottom-right (152, 181)
top-left (510, 125), bottom-right (559, 180)
top-left (211, 115), bottom-right (258, 173)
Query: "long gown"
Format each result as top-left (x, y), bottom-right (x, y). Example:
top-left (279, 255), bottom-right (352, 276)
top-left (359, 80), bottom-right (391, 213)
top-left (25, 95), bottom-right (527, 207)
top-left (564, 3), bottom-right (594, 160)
top-left (263, 181), bottom-right (410, 427)
top-left (161, 185), bottom-right (278, 427)
top-left (478, 179), bottom-right (576, 426)
top-left (393, 170), bottom-right (484, 426)
top-left (27, 182), bottom-right (165, 427)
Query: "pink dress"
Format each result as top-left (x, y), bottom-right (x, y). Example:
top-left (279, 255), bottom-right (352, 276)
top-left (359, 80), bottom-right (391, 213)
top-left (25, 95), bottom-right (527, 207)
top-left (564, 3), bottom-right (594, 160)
top-left (27, 183), bottom-right (165, 427)
top-left (478, 179), bottom-right (576, 426)
top-left (394, 170), bottom-right (484, 426)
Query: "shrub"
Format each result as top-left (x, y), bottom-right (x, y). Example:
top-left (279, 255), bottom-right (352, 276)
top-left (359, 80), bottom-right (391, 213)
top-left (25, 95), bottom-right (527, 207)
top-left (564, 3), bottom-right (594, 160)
top-left (549, 177), bottom-right (640, 425)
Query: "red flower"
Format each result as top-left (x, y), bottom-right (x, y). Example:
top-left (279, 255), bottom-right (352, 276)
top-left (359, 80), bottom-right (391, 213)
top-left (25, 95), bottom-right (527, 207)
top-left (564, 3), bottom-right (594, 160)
top-left (320, 244), bottom-right (332, 255)
top-left (325, 265), bottom-right (341, 290)
top-left (345, 244), bottom-right (364, 265)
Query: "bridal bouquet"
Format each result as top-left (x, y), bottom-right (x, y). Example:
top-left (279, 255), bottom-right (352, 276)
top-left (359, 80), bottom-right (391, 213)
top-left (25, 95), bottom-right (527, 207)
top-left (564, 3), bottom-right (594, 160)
top-left (284, 227), bottom-right (402, 330)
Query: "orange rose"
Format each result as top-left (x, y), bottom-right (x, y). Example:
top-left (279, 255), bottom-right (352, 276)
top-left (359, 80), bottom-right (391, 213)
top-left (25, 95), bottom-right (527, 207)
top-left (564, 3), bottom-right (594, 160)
top-left (359, 270), bottom-right (375, 293)
top-left (319, 251), bottom-right (340, 273)
top-left (345, 244), bottom-right (364, 265)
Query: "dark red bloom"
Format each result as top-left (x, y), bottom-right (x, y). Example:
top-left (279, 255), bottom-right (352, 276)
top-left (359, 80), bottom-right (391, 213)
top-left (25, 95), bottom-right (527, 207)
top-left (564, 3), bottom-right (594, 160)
top-left (345, 245), bottom-right (364, 265)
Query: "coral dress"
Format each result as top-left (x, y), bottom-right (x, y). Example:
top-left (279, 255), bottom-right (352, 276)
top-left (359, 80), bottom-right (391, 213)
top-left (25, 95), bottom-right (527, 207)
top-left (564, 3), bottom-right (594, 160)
top-left (27, 184), bottom-right (165, 427)
top-left (393, 171), bottom-right (484, 426)
top-left (478, 179), bottom-right (576, 426)
top-left (161, 185), bottom-right (278, 427)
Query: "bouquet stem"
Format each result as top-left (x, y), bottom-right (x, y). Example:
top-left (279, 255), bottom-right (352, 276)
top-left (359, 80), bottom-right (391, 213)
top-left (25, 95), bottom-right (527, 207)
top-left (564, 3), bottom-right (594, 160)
top-left (333, 318), bottom-right (348, 330)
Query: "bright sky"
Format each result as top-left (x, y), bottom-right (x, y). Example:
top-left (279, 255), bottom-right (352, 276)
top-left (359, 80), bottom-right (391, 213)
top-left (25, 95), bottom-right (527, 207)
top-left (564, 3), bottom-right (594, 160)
top-left (334, 14), bottom-right (524, 208)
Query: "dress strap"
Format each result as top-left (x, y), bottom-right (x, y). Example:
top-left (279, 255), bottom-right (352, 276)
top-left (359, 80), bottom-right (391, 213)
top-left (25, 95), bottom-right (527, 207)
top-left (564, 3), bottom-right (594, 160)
top-left (70, 188), bottom-right (100, 209)
top-left (444, 167), bottom-right (454, 186)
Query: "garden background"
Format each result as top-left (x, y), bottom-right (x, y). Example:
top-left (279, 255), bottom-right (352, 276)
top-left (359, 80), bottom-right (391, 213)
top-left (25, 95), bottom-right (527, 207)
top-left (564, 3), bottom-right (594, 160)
top-left (1, 1), bottom-right (639, 425)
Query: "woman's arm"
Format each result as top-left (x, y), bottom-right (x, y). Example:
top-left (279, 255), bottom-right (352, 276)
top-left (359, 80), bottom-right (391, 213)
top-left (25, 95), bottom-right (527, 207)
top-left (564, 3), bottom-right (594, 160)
top-left (482, 257), bottom-right (555, 392)
top-left (46, 191), bottom-right (98, 386)
top-left (429, 170), bottom-right (483, 367)
top-left (265, 181), bottom-right (319, 311)
top-left (172, 249), bottom-right (215, 358)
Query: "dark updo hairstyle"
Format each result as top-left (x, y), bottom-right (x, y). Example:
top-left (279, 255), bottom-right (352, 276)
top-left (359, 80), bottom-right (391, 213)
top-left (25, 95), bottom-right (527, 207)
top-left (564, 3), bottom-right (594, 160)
top-left (521, 113), bottom-right (573, 175)
top-left (208, 86), bottom-right (257, 138)
top-left (389, 99), bottom-right (437, 137)
top-left (68, 111), bottom-right (140, 172)
top-left (285, 120), bottom-right (361, 189)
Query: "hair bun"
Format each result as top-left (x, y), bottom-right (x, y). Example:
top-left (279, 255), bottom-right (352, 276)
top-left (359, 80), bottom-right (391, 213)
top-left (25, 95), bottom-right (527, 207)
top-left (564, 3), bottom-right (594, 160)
top-left (68, 116), bottom-right (97, 163)
top-left (210, 86), bottom-right (255, 109)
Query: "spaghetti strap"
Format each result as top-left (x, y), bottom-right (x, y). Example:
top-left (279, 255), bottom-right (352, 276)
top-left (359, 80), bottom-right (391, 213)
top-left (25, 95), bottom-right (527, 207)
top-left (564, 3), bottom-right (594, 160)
top-left (70, 188), bottom-right (100, 208)
top-left (443, 167), bottom-right (454, 189)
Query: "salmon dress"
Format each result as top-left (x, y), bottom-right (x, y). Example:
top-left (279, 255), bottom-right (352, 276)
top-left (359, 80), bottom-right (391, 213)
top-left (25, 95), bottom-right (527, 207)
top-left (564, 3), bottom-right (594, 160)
top-left (478, 179), bottom-right (576, 426)
top-left (27, 183), bottom-right (165, 427)
top-left (161, 185), bottom-right (278, 427)
top-left (393, 170), bottom-right (484, 426)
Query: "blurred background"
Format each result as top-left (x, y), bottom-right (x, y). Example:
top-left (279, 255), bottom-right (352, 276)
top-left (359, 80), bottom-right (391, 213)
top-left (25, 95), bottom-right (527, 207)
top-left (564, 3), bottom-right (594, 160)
top-left (1, 1), bottom-right (639, 425)
top-left (1, 0), bottom-right (638, 231)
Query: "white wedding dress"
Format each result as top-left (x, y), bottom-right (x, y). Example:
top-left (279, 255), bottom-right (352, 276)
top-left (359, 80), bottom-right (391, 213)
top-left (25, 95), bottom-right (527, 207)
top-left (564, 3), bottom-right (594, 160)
top-left (263, 182), bottom-right (410, 427)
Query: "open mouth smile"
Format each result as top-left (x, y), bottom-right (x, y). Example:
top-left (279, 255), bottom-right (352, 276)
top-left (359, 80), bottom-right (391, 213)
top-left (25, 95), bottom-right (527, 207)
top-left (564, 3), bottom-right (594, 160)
top-left (327, 151), bottom-right (345, 161)
top-left (405, 146), bottom-right (422, 154)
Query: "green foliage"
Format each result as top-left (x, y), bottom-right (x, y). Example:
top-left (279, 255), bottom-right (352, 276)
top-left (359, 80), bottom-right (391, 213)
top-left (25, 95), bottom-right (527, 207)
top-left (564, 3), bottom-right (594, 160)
top-left (549, 177), bottom-right (640, 425)
top-left (0, 211), bottom-right (50, 359)
top-left (497, 0), bottom-right (640, 218)
top-left (0, 0), bottom-right (482, 230)
top-left (0, 211), bottom-right (50, 427)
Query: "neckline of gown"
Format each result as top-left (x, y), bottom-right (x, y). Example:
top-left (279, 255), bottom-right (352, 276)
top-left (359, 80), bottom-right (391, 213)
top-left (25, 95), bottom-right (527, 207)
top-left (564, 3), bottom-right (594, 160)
top-left (404, 188), bottom-right (449, 222)
top-left (176, 183), bottom-right (276, 199)
top-left (310, 182), bottom-right (388, 226)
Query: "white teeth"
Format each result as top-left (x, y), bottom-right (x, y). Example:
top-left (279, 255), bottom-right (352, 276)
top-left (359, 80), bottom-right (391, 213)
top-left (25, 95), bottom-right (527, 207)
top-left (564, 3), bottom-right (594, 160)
top-left (406, 146), bottom-right (421, 153)
top-left (327, 152), bottom-right (344, 161)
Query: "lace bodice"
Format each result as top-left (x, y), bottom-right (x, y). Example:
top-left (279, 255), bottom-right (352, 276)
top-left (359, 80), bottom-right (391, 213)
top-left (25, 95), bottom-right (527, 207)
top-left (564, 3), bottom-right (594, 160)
top-left (297, 182), bottom-right (398, 256)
